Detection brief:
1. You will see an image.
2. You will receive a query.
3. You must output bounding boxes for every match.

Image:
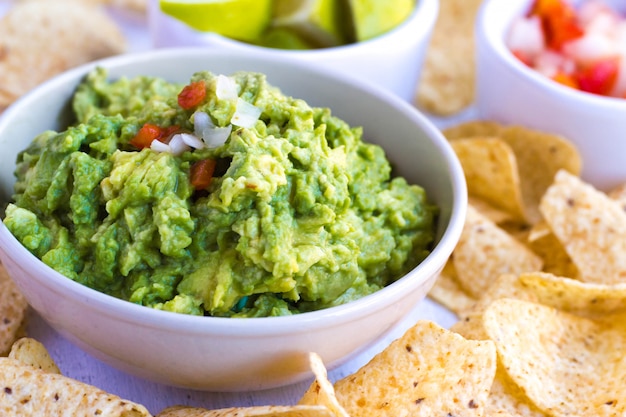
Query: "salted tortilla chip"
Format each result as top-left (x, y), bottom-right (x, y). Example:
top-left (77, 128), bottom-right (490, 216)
top-left (8, 338), bottom-right (60, 374)
top-left (539, 170), bottom-right (626, 284)
top-left (518, 272), bottom-right (626, 319)
top-left (334, 320), bottom-right (497, 417)
top-left (451, 139), bottom-right (527, 221)
top-left (0, 1), bottom-right (126, 108)
top-left (299, 353), bottom-right (349, 417)
top-left (157, 405), bottom-right (334, 417)
top-left (442, 120), bottom-right (504, 141)
top-left (0, 357), bottom-right (150, 416)
top-left (498, 126), bottom-right (582, 224)
top-left (453, 206), bottom-right (543, 299)
top-left (608, 182), bottom-right (626, 208)
top-left (526, 222), bottom-right (579, 279)
top-left (483, 298), bottom-right (626, 416)
top-left (416, 0), bottom-right (483, 115)
top-left (0, 264), bottom-right (28, 356)
top-left (468, 196), bottom-right (518, 225)
top-left (427, 260), bottom-right (477, 317)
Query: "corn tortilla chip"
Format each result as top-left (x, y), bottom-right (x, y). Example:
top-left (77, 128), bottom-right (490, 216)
top-left (0, 1), bottom-right (126, 109)
top-left (452, 139), bottom-right (527, 222)
top-left (526, 222), bottom-right (579, 279)
top-left (427, 260), bottom-right (477, 317)
top-left (0, 357), bottom-right (150, 416)
top-left (334, 320), bottom-right (497, 417)
top-left (157, 405), bottom-right (334, 417)
top-left (453, 206), bottom-right (543, 299)
top-left (539, 170), bottom-right (626, 284)
top-left (416, 0), bottom-right (484, 115)
top-left (483, 298), bottom-right (626, 416)
top-left (0, 264), bottom-right (28, 356)
top-left (443, 120), bottom-right (504, 141)
top-left (8, 338), bottom-right (60, 375)
top-left (498, 126), bottom-right (582, 224)
top-left (299, 353), bottom-right (349, 417)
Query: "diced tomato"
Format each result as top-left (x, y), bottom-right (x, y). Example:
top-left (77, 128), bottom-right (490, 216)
top-left (178, 80), bottom-right (206, 110)
top-left (189, 159), bottom-right (216, 190)
top-left (574, 57), bottom-right (619, 95)
top-left (531, 0), bottom-right (584, 50)
top-left (552, 71), bottom-right (579, 88)
top-left (129, 123), bottom-right (162, 149)
top-left (511, 49), bottom-right (534, 66)
top-left (129, 123), bottom-right (181, 149)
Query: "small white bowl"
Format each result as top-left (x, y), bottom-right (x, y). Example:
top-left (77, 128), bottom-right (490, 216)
top-left (476, 0), bottom-right (626, 191)
top-left (0, 48), bottom-right (466, 391)
top-left (147, 0), bottom-right (439, 103)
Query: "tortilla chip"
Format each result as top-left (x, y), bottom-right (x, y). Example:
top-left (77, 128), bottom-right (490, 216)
top-left (0, 265), bottom-right (28, 356)
top-left (451, 139), bottom-right (527, 222)
top-left (483, 298), bottom-right (626, 416)
top-left (427, 260), bottom-right (477, 317)
top-left (157, 405), bottom-right (334, 417)
top-left (415, 0), bottom-right (484, 115)
top-left (526, 222), bottom-right (579, 279)
top-left (8, 338), bottom-right (60, 374)
top-left (608, 182), bottom-right (626, 209)
top-left (498, 126), bottom-right (582, 224)
top-left (0, 357), bottom-right (150, 416)
top-left (467, 196), bottom-right (517, 225)
top-left (518, 272), bottom-right (626, 319)
top-left (334, 320), bottom-right (497, 417)
top-left (453, 206), bottom-right (543, 299)
top-left (539, 170), bottom-right (626, 284)
top-left (442, 120), bottom-right (504, 141)
top-left (299, 353), bottom-right (349, 417)
top-left (0, 1), bottom-right (126, 108)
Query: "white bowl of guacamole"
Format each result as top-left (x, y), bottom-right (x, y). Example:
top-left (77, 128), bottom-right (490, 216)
top-left (0, 48), bottom-right (466, 391)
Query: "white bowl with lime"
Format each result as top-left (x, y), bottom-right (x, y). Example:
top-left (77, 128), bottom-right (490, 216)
top-left (147, 0), bottom-right (439, 103)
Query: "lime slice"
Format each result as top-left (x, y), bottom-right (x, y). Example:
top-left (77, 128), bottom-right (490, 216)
top-left (271, 0), bottom-right (349, 48)
top-left (347, 0), bottom-right (415, 41)
top-left (257, 27), bottom-right (316, 50)
top-left (159, 0), bottom-right (272, 42)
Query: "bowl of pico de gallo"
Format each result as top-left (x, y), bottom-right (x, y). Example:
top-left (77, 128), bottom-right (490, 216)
top-left (475, 0), bottom-right (626, 191)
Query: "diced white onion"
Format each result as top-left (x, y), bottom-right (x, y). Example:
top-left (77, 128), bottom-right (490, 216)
top-left (193, 111), bottom-right (213, 137)
top-left (202, 125), bottom-right (232, 148)
top-left (168, 134), bottom-right (192, 156)
top-left (216, 74), bottom-right (238, 100)
top-left (231, 98), bottom-right (261, 128)
top-left (506, 16), bottom-right (545, 59)
top-left (150, 140), bottom-right (171, 153)
top-left (179, 132), bottom-right (206, 149)
top-left (562, 32), bottom-right (619, 66)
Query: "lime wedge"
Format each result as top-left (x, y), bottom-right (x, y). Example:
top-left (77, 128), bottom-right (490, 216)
top-left (257, 27), bottom-right (316, 50)
top-left (271, 0), bottom-right (349, 48)
top-left (347, 0), bottom-right (415, 41)
top-left (159, 0), bottom-right (272, 42)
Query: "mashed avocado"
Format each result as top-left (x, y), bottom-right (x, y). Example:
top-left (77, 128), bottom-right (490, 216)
top-left (3, 68), bottom-right (437, 317)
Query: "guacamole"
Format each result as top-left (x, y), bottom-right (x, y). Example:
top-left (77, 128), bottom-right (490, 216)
top-left (3, 68), bottom-right (437, 317)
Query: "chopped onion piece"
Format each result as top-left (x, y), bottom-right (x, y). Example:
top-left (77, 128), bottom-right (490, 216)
top-left (202, 124), bottom-right (232, 148)
top-left (179, 132), bottom-right (205, 149)
top-left (193, 111), bottom-right (214, 137)
top-left (231, 98), bottom-right (261, 128)
top-left (168, 134), bottom-right (191, 156)
top-left (216, 74), bottom-right (238, 101)
top-left (150, 140), bottom-right (171, 153)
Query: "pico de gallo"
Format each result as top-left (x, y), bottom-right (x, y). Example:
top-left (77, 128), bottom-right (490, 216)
top-left (506, 0), bottom-right (626, 98)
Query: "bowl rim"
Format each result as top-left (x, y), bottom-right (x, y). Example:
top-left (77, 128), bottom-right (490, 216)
top-left (477, 0), bottom-right (626, 109)
top-left (150, 0), bottom-right (439, 56)
top-left (0, 47), bottom-right (467, 335)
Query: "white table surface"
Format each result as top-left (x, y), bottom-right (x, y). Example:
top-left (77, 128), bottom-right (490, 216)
top-left (1, 3), bottom-right (473, 415)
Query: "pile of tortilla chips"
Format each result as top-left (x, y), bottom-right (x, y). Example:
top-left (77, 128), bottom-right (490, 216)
top-left (0, 116), bottom-right (625, 415)
top-left (0, 0), bottom-right (145, 112)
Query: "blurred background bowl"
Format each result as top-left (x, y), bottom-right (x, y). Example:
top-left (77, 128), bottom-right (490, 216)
top-left (0, 48), bottom-right (466, 391)
top-left (147, 0), bottom-right (439, 103)
top-left (475, 0), bottom-right (626, 191)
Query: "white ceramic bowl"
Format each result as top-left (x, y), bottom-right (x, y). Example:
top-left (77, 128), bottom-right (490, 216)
top-left (476, 0), bottom-right (626, 191)
top-left (147, 0), bottom-right (439, 103)
top-left (0, 48), bottom-right (466, 391)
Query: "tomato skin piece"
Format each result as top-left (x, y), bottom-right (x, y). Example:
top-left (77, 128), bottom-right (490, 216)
top-left (178, 80), bottom-right (207, 110)
top-left (129, 123), bottom-right (181, 149)
top-left (575, 58), bottom-right (619, 96)
top-left (531, 0), bottom-right (583, 50)
top-left (552, 71), bottom-right (579, 89)
top-left (190, 159), bottom-right (216, 190)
